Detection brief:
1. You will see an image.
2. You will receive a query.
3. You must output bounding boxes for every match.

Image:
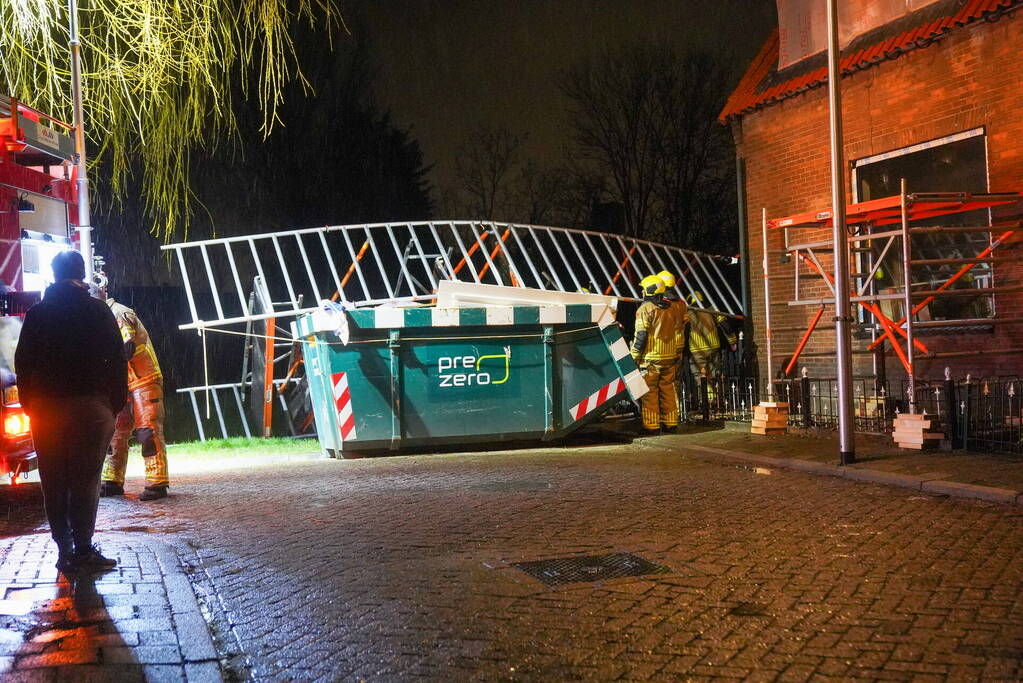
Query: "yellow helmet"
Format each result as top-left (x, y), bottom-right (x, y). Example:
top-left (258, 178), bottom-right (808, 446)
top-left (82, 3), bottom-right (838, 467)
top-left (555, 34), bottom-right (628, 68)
top-left (640, 274), bottom-right (666, 296)
top-left (688, 291), bottom-right (705, 305)
top-left (656, 270), bottom-right (676, 289)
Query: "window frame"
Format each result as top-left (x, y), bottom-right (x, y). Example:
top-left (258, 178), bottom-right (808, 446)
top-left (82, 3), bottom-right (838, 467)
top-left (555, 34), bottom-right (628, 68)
top-left (850, 127), bottom-right (995, 329)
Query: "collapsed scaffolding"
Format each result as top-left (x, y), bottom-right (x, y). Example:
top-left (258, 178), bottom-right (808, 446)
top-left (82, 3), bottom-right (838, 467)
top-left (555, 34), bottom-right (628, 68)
top-left (761, 189), bottom-right (1023, 437)
top-left (164, 221), bottom-right (745, 440)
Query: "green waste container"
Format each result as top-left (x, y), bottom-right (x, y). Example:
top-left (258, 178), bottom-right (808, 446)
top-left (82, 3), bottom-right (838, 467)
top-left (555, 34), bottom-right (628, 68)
top-left (293, 302), bottom-right (648, 455)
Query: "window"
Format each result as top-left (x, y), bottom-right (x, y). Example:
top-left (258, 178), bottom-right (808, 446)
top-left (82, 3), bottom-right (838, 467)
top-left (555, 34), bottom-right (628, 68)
top-left (852, 129), bottom-right (992, 323)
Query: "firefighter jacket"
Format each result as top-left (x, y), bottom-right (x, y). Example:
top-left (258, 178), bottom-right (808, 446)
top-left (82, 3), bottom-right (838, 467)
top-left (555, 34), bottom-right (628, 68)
top-left (631, 299), bottom-right (688, 363)
top-left (688, 309), bottom-right (737, 354)
top-left (107, 299), bottom-right (163, 391)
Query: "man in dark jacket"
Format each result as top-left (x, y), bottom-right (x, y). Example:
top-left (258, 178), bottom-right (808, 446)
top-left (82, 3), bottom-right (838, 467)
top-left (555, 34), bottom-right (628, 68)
top-left (15, 251), bottom-right (127, 573)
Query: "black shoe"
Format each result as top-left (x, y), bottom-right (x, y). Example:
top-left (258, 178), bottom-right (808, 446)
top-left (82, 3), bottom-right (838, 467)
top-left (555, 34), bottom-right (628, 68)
top-left (662, 425), bottom-right (678, 434)
top-left (55, 554), bottom-right (78, 573)
top-left (139, 486), bottom-right (168, 501)
top-left (72, 545), bottom-right (117, 571)
top-left (99, 481), bottom-right (124, 497)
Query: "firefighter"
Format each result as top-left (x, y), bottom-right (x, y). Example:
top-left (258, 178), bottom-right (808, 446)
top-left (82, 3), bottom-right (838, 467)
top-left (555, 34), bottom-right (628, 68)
top-left (630, 271), bottom-right (688, 433)
top-left (95, 286), bottom-right (169, 501)
top-left (686, 291), bottom-right (737, 390)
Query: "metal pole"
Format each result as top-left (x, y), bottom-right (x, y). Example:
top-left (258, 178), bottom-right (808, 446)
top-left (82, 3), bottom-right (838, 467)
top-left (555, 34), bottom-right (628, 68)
top-left (761, 208), bottom-right (774, 400)
top-left (900, 178), bottom-right (916, 413)
top-left (736, 156), bottom-right (752, 320)
top-left (826, 0), bottom-right (856, 464)
top-left (69, 0), bottom-right (93, 279)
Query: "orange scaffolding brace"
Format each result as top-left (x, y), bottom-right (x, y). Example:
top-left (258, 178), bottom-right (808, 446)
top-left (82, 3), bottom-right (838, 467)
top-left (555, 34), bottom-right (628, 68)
top-left (766, 191), bottom-right (1023, 387)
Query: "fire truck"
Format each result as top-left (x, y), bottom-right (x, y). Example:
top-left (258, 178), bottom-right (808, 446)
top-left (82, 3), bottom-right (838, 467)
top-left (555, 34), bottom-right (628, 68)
top-left (0, 94), bottom-right (82, 484)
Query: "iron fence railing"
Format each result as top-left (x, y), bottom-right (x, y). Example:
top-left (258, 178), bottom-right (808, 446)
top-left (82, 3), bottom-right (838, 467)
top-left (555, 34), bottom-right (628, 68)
top-left (956, 375), bottom-right (1023, 456)
top-left (679, 356), bottom-right (1022, 456)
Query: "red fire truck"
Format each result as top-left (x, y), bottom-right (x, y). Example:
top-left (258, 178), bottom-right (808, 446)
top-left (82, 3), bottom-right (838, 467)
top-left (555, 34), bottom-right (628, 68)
top-left (0, 94), bottom-right (82, 484)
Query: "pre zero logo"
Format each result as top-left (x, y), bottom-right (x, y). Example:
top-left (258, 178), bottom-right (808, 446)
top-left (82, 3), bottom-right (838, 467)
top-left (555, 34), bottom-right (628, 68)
top-left (437, 346), bottom-right (511, 388)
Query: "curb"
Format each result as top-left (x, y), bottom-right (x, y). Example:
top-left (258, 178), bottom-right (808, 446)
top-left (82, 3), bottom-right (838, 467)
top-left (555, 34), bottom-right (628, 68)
top-left (151, 543), bottom-right (221, 667)
top-left (634, 437), bottom-right (1023, 506)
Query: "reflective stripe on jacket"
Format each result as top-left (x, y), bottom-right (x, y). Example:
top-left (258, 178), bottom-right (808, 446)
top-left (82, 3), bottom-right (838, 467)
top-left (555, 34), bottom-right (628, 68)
top-left (107, 299), bottom-right (163, 390)
top-left (688, 310), bottom-right (737, 353)
top-left (632, 299), bottom-right (688, 362)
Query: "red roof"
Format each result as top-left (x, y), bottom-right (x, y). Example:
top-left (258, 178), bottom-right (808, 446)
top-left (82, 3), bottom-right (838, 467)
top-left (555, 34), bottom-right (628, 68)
top-left (719, 0), bottom-right (1023, 122)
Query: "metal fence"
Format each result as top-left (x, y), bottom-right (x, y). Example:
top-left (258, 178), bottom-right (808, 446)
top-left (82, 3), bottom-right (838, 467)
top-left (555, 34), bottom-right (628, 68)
top-left (163, 221), bottom-right (744, 331)
top-left (681, 359), bottom-right (1022, 456)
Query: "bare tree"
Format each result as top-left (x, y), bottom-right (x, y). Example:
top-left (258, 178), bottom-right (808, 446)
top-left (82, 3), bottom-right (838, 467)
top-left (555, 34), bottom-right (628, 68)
top-left (655, 51), bottom-right (737, 251)
top-left (561, 46), bottom-right (674, 238)
top-left (454, 125), bottom-right (524, 220)
top-left (561, 45), bottom-right (737, 250)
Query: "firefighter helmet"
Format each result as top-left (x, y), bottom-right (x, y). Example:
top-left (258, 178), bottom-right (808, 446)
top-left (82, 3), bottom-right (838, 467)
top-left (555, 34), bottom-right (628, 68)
top-left (656, 270), bottom-right (676, 289)
top-left (688, 291), bottom-right (705, 305)
top-left (640, 274), bottom-right (666, 296)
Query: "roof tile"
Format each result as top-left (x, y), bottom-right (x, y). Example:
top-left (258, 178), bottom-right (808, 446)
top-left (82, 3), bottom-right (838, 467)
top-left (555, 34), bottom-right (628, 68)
top-left (720, 0), bottom-right (1021, 121)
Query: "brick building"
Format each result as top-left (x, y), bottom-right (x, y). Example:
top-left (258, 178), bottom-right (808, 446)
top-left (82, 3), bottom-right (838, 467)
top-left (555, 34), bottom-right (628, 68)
top-left (721, 0), bottom-right (1023, 387)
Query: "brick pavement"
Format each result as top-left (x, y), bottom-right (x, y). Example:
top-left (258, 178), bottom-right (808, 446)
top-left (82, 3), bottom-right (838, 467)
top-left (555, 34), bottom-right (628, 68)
top-left (0, 532), bottom-right (222, 682)
top-left (3, 438), bottom-right (1023, 680)
top-left (627, 421), bottom-right (1023, 497)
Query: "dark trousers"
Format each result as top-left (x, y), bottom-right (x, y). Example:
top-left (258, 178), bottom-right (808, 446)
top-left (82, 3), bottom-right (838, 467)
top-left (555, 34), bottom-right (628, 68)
top-left (31, 396), bottom-right (115, 555)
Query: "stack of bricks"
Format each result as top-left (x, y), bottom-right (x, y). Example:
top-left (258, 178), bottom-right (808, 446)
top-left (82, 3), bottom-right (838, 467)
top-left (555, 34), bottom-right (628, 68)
top-left (752, 402), bottom-right (788, 435)
top-left (892, 413), bottom-right (943, 450)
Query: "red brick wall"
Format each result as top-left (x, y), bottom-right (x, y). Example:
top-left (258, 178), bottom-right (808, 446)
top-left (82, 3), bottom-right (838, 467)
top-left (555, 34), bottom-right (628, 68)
top-left (734, 12), bottom-right (1023, 385)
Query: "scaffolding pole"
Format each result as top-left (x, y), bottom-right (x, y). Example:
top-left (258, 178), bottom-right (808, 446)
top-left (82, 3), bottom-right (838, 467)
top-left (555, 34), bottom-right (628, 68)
top-left (762, 208), bottom-right (774, 399)
top-left (900, 180), bottom-right (917, 413)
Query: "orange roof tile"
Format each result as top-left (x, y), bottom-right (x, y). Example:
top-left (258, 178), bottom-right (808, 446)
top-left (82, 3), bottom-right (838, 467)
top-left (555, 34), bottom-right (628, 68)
top-left (719, 0), bottom-right (1021, 122)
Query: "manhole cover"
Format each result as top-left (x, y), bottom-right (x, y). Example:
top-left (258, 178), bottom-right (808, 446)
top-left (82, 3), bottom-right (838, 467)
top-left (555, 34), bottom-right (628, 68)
top-left (511, 552), bottom-right (671, 586)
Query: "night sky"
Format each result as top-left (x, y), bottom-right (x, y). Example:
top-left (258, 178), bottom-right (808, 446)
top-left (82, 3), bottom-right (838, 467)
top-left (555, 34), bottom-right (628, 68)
top-left (93, 1), bottom-right (781, 429)
top-left (355, 0), bottom-right (777, 204)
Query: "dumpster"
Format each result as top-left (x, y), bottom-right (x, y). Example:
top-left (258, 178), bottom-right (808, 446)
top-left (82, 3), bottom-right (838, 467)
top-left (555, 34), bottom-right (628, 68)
top-left (293, 300), bottom-right (648, 455)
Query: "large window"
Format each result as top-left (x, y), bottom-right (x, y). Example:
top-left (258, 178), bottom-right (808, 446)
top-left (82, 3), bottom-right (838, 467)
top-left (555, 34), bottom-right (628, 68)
top-left (852, 129), bottom-right (992, 323)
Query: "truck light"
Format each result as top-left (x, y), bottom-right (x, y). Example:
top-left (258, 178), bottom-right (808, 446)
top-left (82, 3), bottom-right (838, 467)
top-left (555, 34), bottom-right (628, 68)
top-left (4, 411), bottom-right (30, 437)
top-left (3, 387), bottom-right (19, 406)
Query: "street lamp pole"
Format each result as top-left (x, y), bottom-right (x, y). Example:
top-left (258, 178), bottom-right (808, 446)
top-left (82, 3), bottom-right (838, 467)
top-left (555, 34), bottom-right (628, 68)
top-left (826, 0), bottom-right (856, 464)
top-left (68, 0), bottom-right (94, 279)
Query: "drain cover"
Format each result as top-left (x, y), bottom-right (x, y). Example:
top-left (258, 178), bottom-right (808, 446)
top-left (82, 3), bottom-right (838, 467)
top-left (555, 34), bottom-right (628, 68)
top-left (512, 552), bottom-right (671, 586)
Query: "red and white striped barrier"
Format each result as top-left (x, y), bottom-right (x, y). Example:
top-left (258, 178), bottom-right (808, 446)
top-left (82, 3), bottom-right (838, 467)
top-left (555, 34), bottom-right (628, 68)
top-left (570, 377), bottom-right (625, 422)
top-left (331, 372), bottom-right (357, 441)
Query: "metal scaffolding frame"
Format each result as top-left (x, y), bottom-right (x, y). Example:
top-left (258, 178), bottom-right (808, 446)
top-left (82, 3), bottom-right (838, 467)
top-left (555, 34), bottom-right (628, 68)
top-left (177, 378), bottom-right (300, 442)
top-left (764, 190), bottom-right (1023, 414)
top-left (163, 221), bottom-right (745, 331)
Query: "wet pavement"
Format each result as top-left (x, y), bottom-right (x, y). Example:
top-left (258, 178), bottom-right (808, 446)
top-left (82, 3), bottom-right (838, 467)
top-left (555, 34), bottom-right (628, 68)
top-left (2, 435), bottom-right (1023, 680)
top-left (0, 532), bottom-right (220, 681)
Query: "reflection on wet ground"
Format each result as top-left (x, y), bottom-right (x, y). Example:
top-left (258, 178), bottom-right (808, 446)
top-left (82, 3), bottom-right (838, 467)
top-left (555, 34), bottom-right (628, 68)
top-left (0, 533), bottom-right (221, 680)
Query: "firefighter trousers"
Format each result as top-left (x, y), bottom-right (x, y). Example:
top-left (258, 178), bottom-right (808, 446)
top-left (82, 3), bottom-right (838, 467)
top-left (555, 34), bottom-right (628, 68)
top-left (103, 382), bottom-right (169, 487)
top-left (639, 359), bottom-right (680, 430)
top-left (688, 349), bottom-right (723, 380)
